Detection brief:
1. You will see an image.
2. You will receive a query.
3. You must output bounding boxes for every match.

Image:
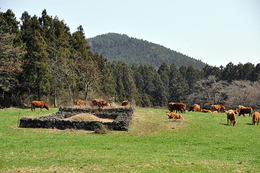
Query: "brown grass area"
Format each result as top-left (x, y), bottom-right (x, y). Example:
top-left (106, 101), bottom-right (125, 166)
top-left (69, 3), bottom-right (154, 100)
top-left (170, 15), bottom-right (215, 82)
top-left (62, 113), bottom-right (114, 122)
top-left (129, 109), bottom-right (186, 136)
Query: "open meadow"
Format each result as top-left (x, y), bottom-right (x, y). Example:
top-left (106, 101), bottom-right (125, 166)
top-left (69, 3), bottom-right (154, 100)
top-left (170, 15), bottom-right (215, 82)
top-left (0, 107), bottom-right (260, 172)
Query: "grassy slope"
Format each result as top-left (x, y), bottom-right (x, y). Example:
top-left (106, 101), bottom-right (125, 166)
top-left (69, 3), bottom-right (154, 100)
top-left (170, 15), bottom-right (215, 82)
top-left (0, 107), bottom-right (259, 172)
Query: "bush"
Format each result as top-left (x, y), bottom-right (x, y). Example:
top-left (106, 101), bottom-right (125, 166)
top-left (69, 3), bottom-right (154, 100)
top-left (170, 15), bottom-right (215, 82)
top-left (94, 122), bottom-right (111, 134)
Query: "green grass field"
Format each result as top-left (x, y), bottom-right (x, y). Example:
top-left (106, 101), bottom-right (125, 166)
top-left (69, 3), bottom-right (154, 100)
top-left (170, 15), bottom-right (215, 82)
top-left (0, 107), bottom-right (259, 172)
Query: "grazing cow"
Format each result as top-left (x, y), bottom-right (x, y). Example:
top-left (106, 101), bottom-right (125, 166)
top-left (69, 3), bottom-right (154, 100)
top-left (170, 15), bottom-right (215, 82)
top-left (239, 107), bottom-right (253, 117)
top-left (31, 101), bottom-right (49, 112)
top-left (226, 110), bottom-right (236, 126)
top-left (168, 102), bottom-right (186, 113)
top-left (212, 111), bottom-right (218, 113)
top-left (91, 99), bottom-right (110, 108)
top-left (238, 105), bottom-right (245, 113)
top-left (210, 105), bottom-right (226, 113)
top-left (122, 100), bottom-right (130, 106)
top-left (252, 112), bottom-right (259, 125)
top-left (74, 99), bottom-right (84, 106)
top-left (226, 109), bottom-right (238, 114)
top-left (166, 111), bottom-right (183, 119)
top-left (200, 109), bottom-right (212, 113)
top-left (188, 104), bottom-right (201, 112)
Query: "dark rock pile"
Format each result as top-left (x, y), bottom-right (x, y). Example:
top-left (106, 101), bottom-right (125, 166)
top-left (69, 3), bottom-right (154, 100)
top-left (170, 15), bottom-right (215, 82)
top-left (19, 107), bottom-right (133, 131)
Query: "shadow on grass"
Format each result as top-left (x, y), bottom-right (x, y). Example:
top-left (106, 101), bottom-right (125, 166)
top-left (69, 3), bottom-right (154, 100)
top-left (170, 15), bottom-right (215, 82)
top-left (222, 123), bottom-right (255, 126)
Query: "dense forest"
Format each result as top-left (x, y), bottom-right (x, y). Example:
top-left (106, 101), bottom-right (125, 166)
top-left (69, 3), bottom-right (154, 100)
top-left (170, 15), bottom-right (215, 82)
top-left (1, 9), bottom-right (260, 110)
top-left (87, 33), bottom-right (206, 69)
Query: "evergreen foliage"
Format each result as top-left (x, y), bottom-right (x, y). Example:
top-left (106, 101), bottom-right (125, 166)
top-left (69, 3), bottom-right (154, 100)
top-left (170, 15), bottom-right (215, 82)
top-left (87, 33), bottom-right (207, 69)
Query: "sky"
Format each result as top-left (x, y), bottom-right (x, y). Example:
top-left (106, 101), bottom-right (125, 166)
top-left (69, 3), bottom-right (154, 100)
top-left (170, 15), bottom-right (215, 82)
top-left (1, 0), bottom-right (260, 67)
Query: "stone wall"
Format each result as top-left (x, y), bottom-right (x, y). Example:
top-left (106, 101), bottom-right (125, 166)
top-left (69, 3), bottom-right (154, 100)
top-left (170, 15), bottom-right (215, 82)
top-left (19, 107), bottom-right (133, 131)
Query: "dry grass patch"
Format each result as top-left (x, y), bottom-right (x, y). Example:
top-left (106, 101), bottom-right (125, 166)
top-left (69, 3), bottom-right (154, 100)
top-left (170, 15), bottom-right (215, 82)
top-left (129, 108), bottom-right (186, 136)
top-left (62, 113), bottom-right (114, 122)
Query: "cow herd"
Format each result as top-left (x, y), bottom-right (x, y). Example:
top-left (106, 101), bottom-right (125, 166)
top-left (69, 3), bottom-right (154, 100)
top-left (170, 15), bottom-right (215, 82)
top-left (73, 99), bottom-right (131, 108)
top-left (167, 102), bottom-right (260, 126)
top-left (30, 99), bottom-right (259, 126)
top-left (30, 99), bottom-right (130, 112)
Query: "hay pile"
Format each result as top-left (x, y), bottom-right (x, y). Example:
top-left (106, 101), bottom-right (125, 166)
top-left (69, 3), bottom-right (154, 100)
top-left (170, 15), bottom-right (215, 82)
top-left (62, 113), bottom-right (114, 122)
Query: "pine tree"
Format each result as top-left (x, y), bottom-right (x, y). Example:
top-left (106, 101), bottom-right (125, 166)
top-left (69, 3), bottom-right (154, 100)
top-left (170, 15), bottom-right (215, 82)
top-left (131, 63), bottom-right (143, 105)
top-left (152, 73), bottom-right (167, 107)
top-left (21, 16), bottom-right (50, 100)
top-left (221, 62), bottom-right (236, 82)
top-left (185, 65), bottom-right (201, 91)
top-left (139, 65), bottom-right (155, 105)
top-left (2, 9), bottom-right (19, 34)
top-left (179, 66), bottom-right (187, 79)
top-left (243, 63), bottom-right (254, 81)
top-left (157, 62), bottom-right (170, 102)
top-left (117, 61), bottom-right (138, 102)
top-left (251, 63), bottom-right (260, 81)
top-left (70, 25), bottom-right (89, 59)
top-left (169, 63), bottom-right (189, 103)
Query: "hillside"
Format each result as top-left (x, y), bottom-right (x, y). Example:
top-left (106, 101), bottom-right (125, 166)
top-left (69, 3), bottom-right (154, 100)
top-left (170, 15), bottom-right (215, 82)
top-left (87, 33), bottom-right (207, 69)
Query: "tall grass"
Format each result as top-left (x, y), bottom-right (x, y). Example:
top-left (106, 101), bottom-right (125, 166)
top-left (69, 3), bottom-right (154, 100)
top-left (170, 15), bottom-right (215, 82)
top-left (0, 107), bottom-right (259, 172)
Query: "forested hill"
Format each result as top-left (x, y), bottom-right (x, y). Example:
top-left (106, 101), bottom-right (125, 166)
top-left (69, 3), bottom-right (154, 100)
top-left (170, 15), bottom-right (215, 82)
top-left (87, 33), bottom-right (207, 69)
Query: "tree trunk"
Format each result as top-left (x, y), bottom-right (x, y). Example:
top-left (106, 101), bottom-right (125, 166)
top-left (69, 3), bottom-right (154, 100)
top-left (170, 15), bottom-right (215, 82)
top-left (37, 68), bottom-right (41, 101)
top-left (53, 88), bottom-right (57, 107)
top-left (85, 84), bottom-right (89, 101)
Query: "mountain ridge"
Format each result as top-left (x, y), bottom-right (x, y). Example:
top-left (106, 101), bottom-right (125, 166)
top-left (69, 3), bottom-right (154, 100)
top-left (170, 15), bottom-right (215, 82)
top-left (87, 33), bottom-right (207, 69)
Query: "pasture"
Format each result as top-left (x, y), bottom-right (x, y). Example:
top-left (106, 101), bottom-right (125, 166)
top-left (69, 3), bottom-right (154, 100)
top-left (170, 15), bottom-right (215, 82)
top-left (0, 107), bottom-right (260, 172)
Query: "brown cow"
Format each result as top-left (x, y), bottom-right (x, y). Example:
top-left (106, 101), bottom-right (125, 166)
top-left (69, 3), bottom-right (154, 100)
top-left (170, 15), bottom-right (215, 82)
top-left (252, 112), bottom-right (260, 125)
top-left (226, 110), bottom-right (236, 126)
top-left (210, 105), bottom-right (226, 113)
top-left (238, 105), bottom-right (245, 113)
top-left (91, 99), bottom-right (110, 108)
top-left (239, 107), bottom-right (253, 117)
top-left (122, 100), bottom-right (130, 106)
top-left (168, 102), bottom-right (175, 111)
top-left (226, 109), bottom-right (238, 114)
top-left (168, 102), bottom-right (186, 113)
top-left (188, 104), bottom-right (201, 112)
top-left (200, 109), bottom-right (212, 113)
top-left (31, 101), bottom-right (49, 112)
top-left (166, 111), bottom-right (183, 119)
top-left (74, 99), bottom-right (84, 106)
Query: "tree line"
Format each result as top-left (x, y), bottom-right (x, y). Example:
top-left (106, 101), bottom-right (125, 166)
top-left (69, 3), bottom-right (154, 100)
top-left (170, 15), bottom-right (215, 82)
top-left (1, 9), bottom-right (260, 110)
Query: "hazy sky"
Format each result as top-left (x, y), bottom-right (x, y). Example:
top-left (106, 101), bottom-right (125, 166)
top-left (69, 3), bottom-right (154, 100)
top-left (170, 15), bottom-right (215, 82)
top-left (2, 0), bottom-right (260, 67)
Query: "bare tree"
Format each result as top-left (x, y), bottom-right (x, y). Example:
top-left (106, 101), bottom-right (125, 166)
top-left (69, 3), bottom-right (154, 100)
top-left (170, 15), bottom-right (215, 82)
top-left (225, 80), bottom-right (260, 110)
top-left (187, 76), bottom-right (228, 109)
top-left (47, 43), bottom-right (65, 107)
top-left (74, 56), bottom-right (104, 101)
top-left (187, 76), bottom-right (260, 110)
